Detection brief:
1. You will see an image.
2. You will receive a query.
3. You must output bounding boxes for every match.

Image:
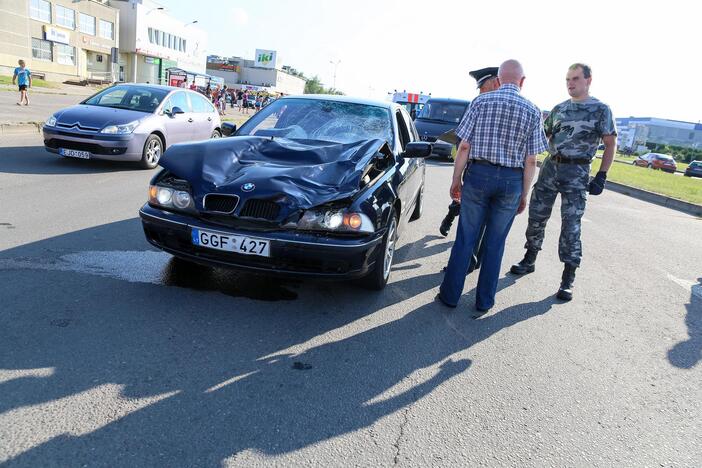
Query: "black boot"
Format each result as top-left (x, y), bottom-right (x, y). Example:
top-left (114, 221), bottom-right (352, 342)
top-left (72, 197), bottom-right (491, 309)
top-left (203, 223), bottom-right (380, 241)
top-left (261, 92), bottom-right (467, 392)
top-left (556, 264), bottom-right (577, 301)
top-left (439, 213), bottom-right (455, 237)
top-left (510, 249), bottom-right (538, 275)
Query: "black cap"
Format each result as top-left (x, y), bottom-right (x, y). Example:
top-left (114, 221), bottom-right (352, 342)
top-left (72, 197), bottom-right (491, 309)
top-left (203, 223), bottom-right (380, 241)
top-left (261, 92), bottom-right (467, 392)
top-left (469, 67), bottom-right (499, 89)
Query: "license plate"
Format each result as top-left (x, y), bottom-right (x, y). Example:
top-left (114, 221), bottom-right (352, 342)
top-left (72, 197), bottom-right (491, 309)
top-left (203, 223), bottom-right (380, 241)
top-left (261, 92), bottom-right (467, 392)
top-left (59, 148), bottom-right (91, 159)
top-left (191, 228), bottom-right (270, 257)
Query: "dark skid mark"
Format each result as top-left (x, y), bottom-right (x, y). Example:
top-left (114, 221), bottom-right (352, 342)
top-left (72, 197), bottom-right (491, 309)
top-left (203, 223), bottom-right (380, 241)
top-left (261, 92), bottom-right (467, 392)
top-left (292, 361), bottom-right (313, 370)
top-left (160, 257), bottom-right (299, 302)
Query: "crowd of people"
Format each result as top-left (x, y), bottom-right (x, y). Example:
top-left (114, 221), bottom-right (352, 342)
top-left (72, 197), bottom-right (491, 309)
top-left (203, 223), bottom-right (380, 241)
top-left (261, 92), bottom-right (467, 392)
top-left (186, 81), bottom-right (282, 117)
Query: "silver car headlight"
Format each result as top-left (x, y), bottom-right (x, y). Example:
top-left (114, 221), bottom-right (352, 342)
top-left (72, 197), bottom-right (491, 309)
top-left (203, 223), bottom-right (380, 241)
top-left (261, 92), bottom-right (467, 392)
top-left (45, 115), bottom-right (57, 127)
top-left (296, 208), bottom-right (374, 233)
top-left (149, 185), bottom-right (195, 211)
top-left (101, 120), bottom-right (140, 134)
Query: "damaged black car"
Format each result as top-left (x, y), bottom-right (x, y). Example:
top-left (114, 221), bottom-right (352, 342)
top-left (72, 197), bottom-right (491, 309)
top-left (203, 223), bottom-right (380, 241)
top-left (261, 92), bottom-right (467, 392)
top-left (139, 95), bottom-right (431, 289)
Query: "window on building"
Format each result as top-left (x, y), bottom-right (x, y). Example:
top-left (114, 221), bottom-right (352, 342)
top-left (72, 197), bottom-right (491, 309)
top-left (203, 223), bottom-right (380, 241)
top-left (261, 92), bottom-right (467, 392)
top-left (159, 30), bottom-right (165, 46)
top-left (99, 20), bottom-right (114, 40)
top-left (55, 5), bottom-right (75, 29)
top-left (56, 44), bottom-right (75, 66)
top-left (148, 27), bottom-right (154, 44)
top-left (79, 13), bottom-right (96, 35)
top-left (181, 39), bottom-right (186, 52)
top-left (29, 0), bottom-right (51, 23)
top-left (31, 37), bottom-right (52, 61)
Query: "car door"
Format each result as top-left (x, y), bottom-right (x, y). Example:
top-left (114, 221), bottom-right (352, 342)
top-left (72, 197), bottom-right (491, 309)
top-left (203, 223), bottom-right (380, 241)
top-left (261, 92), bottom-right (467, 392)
top-left (189, 92), bottom-right (219, 140)
top-left (162, 91), bottom-right (194, 145)
top-left (400, 107), bottom-right (424, 202)
top-left (394, 109), bottom-right (415, 221)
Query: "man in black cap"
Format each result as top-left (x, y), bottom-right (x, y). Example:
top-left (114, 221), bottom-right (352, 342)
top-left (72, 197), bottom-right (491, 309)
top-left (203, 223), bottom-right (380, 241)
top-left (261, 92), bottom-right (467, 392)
top-left (439, 66), bottom-right (499, 274)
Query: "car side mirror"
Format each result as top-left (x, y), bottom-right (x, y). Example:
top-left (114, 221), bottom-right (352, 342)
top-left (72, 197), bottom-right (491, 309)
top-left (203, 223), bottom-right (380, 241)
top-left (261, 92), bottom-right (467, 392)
top-left (221, 122), bottom-right (237, 137)
top-left (402, 142), bottom-right (432, 158)
top-left (170, 106), bottom-right (185, 116)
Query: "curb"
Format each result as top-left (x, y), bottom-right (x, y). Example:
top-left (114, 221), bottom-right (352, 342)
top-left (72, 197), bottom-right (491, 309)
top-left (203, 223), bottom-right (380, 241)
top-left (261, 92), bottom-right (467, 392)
top-left (0, 121), bottom-right (43, 135)
top-left (536, 160), bottom-right (701, 218)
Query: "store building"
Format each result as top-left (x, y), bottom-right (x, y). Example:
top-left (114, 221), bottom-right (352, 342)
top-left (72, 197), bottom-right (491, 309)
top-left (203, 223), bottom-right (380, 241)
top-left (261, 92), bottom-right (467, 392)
top-left (111, 0), bottom-right (207, 85)
top-left (206, 51), bottom-right (306, 95)
top-left (616, 117), bottom-right (702, 151)
top-left (0, 0), bottom-right (119, 82)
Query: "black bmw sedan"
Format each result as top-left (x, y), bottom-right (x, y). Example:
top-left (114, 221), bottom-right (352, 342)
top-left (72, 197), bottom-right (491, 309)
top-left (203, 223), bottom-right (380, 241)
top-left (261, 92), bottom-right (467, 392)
top-left (139, 95), bottom-right (431, 289)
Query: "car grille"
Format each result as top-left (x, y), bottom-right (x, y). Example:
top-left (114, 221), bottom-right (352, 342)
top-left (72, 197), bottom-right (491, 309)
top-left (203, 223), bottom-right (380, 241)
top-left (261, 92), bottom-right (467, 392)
top-left (239, 199), bottom-right (281, 220)
top-left (203, 194), bottom-right (239, 213)
top-left (57, 123), bottom-right (100, 132)
top-left (44, 138), bottom-right (127, 155)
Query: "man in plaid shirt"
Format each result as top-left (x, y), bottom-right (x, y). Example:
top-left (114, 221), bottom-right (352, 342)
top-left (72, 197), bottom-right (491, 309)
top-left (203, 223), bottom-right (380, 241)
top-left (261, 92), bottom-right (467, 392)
top-left (437, 60), bottom-right (548, 314)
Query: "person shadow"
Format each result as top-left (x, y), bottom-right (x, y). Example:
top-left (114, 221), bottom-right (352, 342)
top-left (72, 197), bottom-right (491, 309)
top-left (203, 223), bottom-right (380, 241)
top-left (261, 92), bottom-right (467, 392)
top-left (0, 221), bottom-right (558, 466)
top-left (667, 277), bottom-right (702, 369)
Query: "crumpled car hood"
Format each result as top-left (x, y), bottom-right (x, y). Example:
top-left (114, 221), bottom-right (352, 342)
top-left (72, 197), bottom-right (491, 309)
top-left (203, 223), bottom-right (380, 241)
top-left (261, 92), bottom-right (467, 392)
top-left (159, 136), bottom-right (392, 210)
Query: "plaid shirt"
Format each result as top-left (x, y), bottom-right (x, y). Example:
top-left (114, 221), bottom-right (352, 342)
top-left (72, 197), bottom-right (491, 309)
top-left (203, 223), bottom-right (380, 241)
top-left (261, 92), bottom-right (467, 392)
top-left (455, 84), bottom-right (547, 168)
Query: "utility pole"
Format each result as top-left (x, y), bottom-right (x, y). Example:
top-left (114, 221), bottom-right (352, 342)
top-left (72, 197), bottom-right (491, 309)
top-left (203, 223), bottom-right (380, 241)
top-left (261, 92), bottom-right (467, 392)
top-left (329, 59), bottom-right (341, 90)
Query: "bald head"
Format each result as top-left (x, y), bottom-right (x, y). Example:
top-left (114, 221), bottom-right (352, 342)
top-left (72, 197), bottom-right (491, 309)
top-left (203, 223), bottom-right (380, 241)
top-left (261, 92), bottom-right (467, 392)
top-left (498, 60), bottom-right (525, 87)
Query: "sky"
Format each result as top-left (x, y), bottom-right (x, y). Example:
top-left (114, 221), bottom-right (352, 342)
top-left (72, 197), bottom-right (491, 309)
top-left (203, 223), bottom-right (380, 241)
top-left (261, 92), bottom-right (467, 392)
top-left (163, 0), bottom-right (701, 123)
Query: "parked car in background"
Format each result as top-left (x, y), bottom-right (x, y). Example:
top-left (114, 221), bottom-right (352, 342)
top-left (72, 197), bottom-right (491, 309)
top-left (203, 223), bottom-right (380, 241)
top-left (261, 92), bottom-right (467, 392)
top-left (632, 153), bottom-right (677, 173)
top-left (140, 95), bottom-right (431, 290)
top-left (43, 84), bottom-right (223, 169)
top-left (684, 160), bottom-right (702, 178)
top-left (413, 98), bottom-right (470, 158)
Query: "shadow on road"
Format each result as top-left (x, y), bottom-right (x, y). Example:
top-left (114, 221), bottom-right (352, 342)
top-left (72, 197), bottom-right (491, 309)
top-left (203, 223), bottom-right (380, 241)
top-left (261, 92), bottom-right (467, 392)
top-left (0, 145), bottom-right (142, 175)
top-left (668, 277), bottom-right (702, 369)
top-left (0, 218), bottom-right (554, 465)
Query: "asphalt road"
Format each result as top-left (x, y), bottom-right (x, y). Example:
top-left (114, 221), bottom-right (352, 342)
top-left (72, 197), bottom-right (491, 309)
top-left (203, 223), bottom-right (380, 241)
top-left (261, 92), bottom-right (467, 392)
top-left (1, 134), bottom-right (700, 467)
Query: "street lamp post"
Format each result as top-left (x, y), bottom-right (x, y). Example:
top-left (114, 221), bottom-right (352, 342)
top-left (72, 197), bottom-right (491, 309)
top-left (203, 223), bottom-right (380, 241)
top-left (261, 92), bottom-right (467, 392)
top-left (329, 59), bottom-right (341, 90)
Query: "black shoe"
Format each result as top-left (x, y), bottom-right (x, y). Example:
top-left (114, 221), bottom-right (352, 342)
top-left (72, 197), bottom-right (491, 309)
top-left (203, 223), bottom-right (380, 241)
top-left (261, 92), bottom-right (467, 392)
top-left (556, 264), bottom-right (577, 301)
top-left (510, 249), bottom-right (538, 275)
top-left (435, 293), bottom-right (456, 308)
top-left (439, 215), bottom-right (455, 237)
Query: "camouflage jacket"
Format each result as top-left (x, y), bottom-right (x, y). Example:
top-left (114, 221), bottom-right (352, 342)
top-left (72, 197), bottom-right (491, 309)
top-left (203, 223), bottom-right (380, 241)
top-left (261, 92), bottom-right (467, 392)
top-left (544, 97), bottom-right (616, 159)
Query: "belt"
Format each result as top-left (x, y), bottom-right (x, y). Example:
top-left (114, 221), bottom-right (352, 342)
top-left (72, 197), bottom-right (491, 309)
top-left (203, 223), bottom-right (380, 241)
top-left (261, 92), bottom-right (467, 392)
top-left (551, 154), bottom-right (592, 165)
top-left (470, 159), bottom-right (521, 169)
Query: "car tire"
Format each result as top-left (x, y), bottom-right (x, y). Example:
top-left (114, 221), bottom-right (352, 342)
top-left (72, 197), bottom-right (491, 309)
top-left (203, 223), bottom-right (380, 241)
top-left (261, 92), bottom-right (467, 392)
top-left (362, 209), bottom-right (398, 291)
top-left (211, 129), bottom-right (221, 139)
top-left (409, 185), bottom-right (424, 221)
top-left (139, 134), bottom-right (163, 170)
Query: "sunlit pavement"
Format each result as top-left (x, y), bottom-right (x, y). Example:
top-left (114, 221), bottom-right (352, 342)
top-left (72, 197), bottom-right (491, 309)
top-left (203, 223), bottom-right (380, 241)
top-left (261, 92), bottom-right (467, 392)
top-left (1, 134), bottom-right (700, 467)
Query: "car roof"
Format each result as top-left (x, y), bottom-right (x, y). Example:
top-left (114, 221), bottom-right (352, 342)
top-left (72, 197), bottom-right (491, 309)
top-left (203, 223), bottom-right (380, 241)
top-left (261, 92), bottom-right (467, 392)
top-left (112, 83), bottom-right (179, 92)
top-left (281, 94), bottom-right (400, 111)
top-left (425, 97), bottom-right (470, 104)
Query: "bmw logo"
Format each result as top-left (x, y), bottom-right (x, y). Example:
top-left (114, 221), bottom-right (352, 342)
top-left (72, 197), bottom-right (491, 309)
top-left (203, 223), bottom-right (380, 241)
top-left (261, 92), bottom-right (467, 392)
top-left (242, 183), bottom-right (255, 192)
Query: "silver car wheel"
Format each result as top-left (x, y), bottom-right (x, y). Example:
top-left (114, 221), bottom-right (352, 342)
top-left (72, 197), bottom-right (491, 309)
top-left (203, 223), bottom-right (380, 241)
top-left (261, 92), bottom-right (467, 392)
top-left (383, 217), bottom-right (397, 280)
top-left (146, 138), bottom-right (162, 165)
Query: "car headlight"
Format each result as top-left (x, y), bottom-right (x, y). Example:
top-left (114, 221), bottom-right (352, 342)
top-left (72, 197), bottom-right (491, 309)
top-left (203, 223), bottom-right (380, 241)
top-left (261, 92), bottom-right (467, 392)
top-left (296, 208), bottom-right (374, 233)
top-left (45, 115), bottom-right (57, 127)
top-left (101, 120), bottom-right (140, 134)
top-left (149, 185), bottom-right (194, 212)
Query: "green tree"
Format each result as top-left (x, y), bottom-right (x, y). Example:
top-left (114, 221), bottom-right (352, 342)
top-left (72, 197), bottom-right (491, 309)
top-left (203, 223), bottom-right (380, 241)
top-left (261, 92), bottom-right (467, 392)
top-left (304, 76), bottom-right (325, 94)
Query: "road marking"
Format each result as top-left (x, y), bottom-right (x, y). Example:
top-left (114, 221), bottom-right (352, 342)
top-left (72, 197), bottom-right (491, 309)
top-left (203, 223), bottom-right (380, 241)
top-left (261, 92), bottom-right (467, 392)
top-left (0, 367), bottom-right (54, 385)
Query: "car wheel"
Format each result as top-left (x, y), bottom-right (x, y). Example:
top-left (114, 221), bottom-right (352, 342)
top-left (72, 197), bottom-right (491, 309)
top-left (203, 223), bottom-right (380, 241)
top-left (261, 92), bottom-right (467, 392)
top-left (139, 134), bottom-right (163, 169)
top-left (362, 210), bottom-right (398, 290)
top-left (409, 185), bottom-right (424, 221)
top-left (211, 129), bottom-right (221, 139)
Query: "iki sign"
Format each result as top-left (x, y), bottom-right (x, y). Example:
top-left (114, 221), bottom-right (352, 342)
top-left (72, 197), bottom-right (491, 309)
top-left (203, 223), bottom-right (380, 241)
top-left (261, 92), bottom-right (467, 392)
top-left (254, 49), bottom-right (276, 69)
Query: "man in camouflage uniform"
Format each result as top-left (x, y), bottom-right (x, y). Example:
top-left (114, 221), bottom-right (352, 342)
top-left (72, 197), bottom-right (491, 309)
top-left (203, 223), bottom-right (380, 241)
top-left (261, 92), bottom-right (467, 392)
top-left (510, 63), bottom-right (617, 301)
top-left (439, 66), bottom-right (500, 274)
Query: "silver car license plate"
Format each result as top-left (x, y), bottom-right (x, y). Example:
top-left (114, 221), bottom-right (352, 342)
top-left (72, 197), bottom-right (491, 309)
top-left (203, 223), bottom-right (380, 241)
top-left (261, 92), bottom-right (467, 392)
top-left (59, 148), bottom-right (91, 159)
top-left (191, 228), bottom-right (270, 257)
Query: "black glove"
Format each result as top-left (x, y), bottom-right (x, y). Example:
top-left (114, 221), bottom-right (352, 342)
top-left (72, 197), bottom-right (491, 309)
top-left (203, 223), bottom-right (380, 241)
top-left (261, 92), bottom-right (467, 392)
top-left (588, 171), bottom-right (607, 195)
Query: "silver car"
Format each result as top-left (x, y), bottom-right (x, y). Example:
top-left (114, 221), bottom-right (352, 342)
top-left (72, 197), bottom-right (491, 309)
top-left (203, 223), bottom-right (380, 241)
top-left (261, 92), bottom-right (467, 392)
top-left (43, 83), bottom-right (222, 169)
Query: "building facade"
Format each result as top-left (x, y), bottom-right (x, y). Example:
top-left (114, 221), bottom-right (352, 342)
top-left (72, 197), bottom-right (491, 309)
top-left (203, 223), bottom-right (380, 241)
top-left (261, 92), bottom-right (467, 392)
top-left (616, 117), bottom-right (702, 151)
top-left (0, 0), bottom-right (119, 82)
top-left (111, 0), bottom-right (207, 85)
top-left (206, 55), bottom-right (306, 96)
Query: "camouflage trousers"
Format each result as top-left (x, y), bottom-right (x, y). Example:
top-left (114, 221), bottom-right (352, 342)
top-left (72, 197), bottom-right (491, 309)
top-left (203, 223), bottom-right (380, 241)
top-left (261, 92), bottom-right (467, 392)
top-left (524, 157), bottom-right (589, 266)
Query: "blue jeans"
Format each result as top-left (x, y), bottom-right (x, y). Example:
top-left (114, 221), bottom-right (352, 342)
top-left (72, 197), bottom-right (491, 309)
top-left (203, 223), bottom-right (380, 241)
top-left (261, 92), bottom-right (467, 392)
top-left (440, 163), bottom-right (523, 309)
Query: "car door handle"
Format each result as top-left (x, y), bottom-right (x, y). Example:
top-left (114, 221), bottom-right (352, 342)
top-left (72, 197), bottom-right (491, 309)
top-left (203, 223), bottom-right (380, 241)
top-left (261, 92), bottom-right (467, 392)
top-left (188, 118), bottom-right (194, 123)
top-left (207, 117), bottom-right (212, 121)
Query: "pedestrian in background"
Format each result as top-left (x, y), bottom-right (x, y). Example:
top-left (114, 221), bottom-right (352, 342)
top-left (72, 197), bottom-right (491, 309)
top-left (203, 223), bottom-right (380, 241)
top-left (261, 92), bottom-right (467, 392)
top-left (236, 90), bottom-right (244, 111)
top-left (242, 91), bottom-right (250, 115)
top-left (510, 63), bottom-right (617, 301)
top-left (13, 59), bottom-right (31, 106)
top-left (437, 60), bottom-right (548, 314)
